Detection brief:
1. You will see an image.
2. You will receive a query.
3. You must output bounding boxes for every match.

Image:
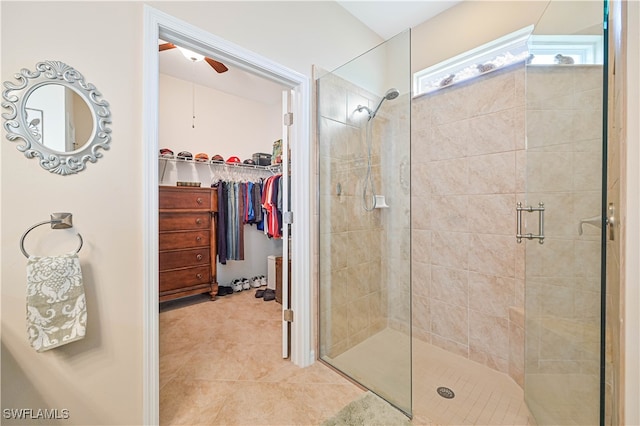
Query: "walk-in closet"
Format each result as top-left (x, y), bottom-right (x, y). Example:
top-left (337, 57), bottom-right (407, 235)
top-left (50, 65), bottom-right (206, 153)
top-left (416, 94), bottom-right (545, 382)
top-left (156, 40), bottom-right (292, 423)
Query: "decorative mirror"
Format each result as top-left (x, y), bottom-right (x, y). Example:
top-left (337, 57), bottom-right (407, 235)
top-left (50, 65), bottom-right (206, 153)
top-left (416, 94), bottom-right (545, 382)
top-left (2, 60), bottom-right (111, 175)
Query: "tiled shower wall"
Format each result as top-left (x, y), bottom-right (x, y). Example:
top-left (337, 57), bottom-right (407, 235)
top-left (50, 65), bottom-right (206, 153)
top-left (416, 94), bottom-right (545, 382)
top-left (409, 63), bottom-right (603, 394)
top-left (410, 65), bottom-right (528, 383)
top-left (318, 74), bottom-right (389, 358)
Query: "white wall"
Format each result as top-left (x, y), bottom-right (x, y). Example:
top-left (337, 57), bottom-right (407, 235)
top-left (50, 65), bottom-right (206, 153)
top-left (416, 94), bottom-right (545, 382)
top-left (158, 74), bottom-right (282, 161)
top-left (1, 3), bottom-right (143, 424)
top-left (158, 73), bottom-right (283, 286)
top-left (0, 2), bottom-right (381, 425)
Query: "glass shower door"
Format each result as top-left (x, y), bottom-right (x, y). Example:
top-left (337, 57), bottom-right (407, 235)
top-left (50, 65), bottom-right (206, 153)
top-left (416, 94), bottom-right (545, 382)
top-left (523, 1), bottom-right (606, 424)
top-left (317, 30), bottom-right (412, 415)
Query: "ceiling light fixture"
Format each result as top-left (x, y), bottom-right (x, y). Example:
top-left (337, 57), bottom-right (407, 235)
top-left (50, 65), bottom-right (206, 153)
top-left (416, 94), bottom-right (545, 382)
top-left (177, 46), bottom-right (205, 62)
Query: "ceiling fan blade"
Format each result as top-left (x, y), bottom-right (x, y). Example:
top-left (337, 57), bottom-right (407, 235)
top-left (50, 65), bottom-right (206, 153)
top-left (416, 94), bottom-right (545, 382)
top-left (205, 57), bottom-right (229, 73)
top-left (159, 42), bottom-right (176, 52)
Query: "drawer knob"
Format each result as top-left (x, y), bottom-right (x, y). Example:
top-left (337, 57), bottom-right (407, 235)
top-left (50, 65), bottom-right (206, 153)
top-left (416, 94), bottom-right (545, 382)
top-left (196, 197), bottom-right (203, 205)
top-left (196, 236), bottom-right (202, 242)
top-left (196, 218), bottom-right (202, 224)
top-left (196, 273), bottom-right (203, 280)
top-left (196, 254), bottom-right (203, 261)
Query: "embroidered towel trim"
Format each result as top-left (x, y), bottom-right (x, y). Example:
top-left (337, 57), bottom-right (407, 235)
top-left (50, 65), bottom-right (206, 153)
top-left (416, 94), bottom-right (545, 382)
top-left (26, 252), bottom-right (87, 352)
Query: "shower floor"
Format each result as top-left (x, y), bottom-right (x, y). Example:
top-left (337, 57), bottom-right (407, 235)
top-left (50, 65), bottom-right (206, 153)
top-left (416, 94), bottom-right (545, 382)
top-left (526, 373), bottom-right (599, 425)
top-left (327, 328), bottom-right (532, 425)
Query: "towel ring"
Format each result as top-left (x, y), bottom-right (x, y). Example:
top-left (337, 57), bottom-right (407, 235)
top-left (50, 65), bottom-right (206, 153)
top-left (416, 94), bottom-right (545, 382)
top-left (20, 213), bottom-right (83, 258)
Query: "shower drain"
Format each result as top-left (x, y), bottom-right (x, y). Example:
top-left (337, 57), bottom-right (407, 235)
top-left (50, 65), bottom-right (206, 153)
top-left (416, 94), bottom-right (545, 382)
top-left (436, 386), bottom-right (455, 399)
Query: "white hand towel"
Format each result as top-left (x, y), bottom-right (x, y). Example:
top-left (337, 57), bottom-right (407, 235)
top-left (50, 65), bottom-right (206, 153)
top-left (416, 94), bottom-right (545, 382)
top-left (26, 252), bottom-right (87, 352)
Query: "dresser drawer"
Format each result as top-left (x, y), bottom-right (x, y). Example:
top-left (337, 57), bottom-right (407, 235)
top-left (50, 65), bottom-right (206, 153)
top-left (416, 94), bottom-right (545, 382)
top-left (159, 247), bottom-right (210, 271)
top-left (159, 212), bottom-right (210, 231)
top-left (159, 187), bottom-right (211, 210)
top-left (160, 266), bottom-right (210, 292)
top-left (159, 230), bottom-right (210, 250)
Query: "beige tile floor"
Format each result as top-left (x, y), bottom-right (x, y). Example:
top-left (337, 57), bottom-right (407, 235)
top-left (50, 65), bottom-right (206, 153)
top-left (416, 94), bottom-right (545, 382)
top-left (160, 290), bottom-right (533, 425)
top-left (159, 290), bottom-right (365, 425)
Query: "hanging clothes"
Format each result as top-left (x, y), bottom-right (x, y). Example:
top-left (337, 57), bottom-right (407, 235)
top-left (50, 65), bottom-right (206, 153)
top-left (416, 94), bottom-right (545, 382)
top-left (214, 175), bottom-right (278, 262)
top-left (261, 174), bottom-right (283, 239)
top-left (237, 182), bottom-right (245, 260)
top-left (214, 181), bottom-right (227, 264)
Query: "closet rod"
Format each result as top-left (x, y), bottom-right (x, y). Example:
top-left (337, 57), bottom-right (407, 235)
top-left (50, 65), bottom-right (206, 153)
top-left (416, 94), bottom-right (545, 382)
top-left (159, 156), bottom-right (281, 172)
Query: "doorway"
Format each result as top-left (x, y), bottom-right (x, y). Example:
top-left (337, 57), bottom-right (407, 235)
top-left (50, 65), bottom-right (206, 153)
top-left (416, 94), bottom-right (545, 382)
top-left (142, 6), bottom-right (312, 424)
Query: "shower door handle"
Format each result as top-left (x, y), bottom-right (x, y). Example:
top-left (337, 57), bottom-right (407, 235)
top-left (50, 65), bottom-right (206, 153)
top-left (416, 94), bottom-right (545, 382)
top-left (516, 202), bottom-right (545, 244)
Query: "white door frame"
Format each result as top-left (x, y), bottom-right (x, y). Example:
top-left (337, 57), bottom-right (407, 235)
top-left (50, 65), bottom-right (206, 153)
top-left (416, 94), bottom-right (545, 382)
top-left (142, 6), bottom-right (313, 424)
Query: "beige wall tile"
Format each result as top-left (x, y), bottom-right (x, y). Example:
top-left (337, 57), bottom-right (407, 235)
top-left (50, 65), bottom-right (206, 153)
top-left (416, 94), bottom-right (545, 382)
top-left (467, 194), bottom-right (515, 235)
top-left (468, 233), bottom-right (516, 277)
top-left (467, 109), bottom-right (517, 156)
top-left (431, 231), bottom-right (469, 269)
top-left (430, 195), bottom-right (469, 232)
top-left (429, 157), bottom-right (469, 195)
top-left (431, 299), bottom-right (469, 344)
top-left (431, 265), bottom-right (468, 307)
top-left (468, 151), bottom-right (516, 194)
top-left (412, 260), bottom-right (431, 300)
top-left (468, 271), bottom-right (515, 319)
top-left (469, 309), bottom-right (510, 360)
top-left (430, 119), bottom-right (470, 160)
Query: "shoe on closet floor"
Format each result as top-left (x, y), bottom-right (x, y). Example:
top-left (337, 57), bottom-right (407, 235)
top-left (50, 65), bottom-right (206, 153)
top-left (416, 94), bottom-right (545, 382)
top-left (255, 288), bottom-right (265, 298)
top-left (231, 279), bottom-right (243, 292)
top-left (250, 276), bottom-right (262, 288)
top-left (263, 289), bottom-right (275, 301)
top-left (218, 286), bottom-right (233, 296)
top-left (242, 278), bottom-right (251, 290)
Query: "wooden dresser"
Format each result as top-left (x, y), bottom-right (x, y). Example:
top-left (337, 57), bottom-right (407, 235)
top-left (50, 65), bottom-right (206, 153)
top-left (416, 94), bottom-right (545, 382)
top-left (159, 186), bottom-right (218, 302)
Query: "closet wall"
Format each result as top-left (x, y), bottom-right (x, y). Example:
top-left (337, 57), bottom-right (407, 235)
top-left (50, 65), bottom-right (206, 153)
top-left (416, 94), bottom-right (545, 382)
top-left (158, 73), bottom-right (283, 286)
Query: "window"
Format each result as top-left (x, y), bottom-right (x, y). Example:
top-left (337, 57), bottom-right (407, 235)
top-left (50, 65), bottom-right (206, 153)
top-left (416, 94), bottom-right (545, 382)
top-left (413, 26), bottom-right (603, 97)
top-left (527, 35), bottom-right (603, 65)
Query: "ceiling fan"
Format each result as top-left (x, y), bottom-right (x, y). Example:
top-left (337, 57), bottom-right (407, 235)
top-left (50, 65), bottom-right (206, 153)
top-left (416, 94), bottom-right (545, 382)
top-left (159, 42), bottom-right (229, 74)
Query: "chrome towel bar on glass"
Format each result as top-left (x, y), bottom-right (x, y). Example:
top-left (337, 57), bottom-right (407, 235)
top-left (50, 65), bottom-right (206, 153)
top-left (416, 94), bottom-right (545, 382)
top-left (20, 213), bottom-right (83, 258)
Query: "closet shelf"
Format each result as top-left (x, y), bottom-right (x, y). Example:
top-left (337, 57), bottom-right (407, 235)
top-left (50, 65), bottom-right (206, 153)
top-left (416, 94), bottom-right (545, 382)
top-left (159, 155), bottom-right (282, 174)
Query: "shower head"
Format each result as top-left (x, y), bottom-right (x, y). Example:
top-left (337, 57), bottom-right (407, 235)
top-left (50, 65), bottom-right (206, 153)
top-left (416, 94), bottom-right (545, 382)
top-left (384, 88), bottom-right (400, 101)
top-left (369, 88), bottom-right (400, 120)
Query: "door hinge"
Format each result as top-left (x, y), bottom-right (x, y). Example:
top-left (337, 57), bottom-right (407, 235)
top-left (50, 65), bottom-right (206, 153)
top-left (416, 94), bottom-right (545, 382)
top-left (283, 211), bottom-right (293, 224)
top-left (284, 112), bottom-right (293, 126)
top-left (284, 309), bottom-right (294, 322)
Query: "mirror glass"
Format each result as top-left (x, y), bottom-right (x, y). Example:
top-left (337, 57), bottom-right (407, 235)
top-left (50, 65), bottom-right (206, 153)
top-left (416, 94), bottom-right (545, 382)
top-left (2, 60), bottom-right (111, 175)
top-left (25, 84), bottom-right (94, 153)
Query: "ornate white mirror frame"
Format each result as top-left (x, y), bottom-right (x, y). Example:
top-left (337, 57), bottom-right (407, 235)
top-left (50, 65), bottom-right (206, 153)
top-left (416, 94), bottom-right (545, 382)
top-left (2, 60), bottom-right (111, 175)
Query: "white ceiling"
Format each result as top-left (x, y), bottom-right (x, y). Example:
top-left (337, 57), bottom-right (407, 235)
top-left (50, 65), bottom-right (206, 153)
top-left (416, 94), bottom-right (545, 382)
top-left (159, 1), bottom-right (460, 104)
